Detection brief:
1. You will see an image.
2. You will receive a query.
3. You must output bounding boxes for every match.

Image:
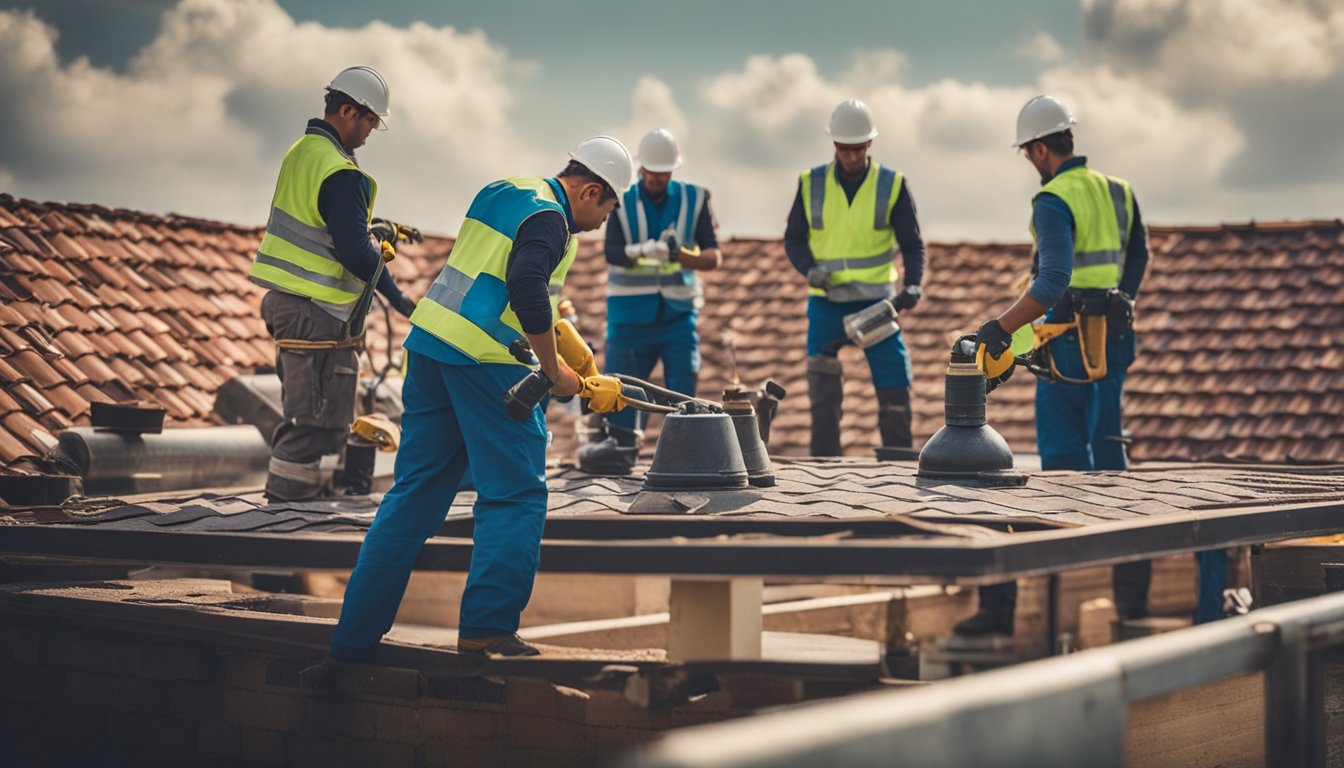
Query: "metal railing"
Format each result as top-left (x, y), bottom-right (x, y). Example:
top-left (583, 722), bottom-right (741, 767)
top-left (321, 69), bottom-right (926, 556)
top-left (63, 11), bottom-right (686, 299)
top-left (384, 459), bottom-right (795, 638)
top-left (618, 590), bottom-right (1344, 768)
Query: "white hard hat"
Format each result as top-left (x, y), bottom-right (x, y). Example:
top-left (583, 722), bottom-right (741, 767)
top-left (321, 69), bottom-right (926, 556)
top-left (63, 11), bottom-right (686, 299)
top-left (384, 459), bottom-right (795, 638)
top-left (327, 66), bottom-right (391, 130)
top-left (637, 128), bottom-right (682, 173)
top-left (569, 135), bottom-right (635, 193)
top-left (1013, 95), bottom-right (1076, 147)
top-left (828, 98), bottom-right (879, 144)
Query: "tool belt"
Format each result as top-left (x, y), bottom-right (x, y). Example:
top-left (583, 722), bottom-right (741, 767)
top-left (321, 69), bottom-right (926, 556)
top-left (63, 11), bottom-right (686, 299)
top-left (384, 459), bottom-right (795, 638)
top-left (275, 334), bottom-right (365, 352)
top-left (1028, 288), bottom-right (1134, 385)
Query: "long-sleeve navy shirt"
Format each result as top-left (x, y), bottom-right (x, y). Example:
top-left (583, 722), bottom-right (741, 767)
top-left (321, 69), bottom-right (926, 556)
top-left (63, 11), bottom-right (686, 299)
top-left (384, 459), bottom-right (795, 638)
top-left (505, 194), bottom-right (575, 334)
top-left (783, 163), bottom-right (926, 287)
top-left (1027, 156), bottom-right (1150, 310)
top-left (603, 186), bottom-right (719, 266)
top-left (308, 119), bottom-right (409, 308)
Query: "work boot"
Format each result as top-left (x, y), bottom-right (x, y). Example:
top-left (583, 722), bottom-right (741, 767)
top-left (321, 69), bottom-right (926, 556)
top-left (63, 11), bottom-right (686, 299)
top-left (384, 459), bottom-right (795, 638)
top-left (876, 387), bottom-right (913, 449)
top-left (954, 582), bottom-right (1016, 636)
top-left (457, 633), bottom-right (540, 657)
top-left (952, 608), bottom-right (1014, 637)
top-left (807, 355), bottom-right (844, 456)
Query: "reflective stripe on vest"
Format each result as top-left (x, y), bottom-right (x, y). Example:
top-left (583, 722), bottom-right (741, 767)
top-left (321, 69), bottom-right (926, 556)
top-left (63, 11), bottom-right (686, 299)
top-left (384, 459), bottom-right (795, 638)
top-left (409, 177), bottom-right (577, 366)
top-left (249, 129), bottom-right (378, 321)
top-left (1030, 165), bottom-right (1134, 290)
top-left (609, 180), bottom-right (703, 303)
top-left (799, 162), bottom-right (901, 302)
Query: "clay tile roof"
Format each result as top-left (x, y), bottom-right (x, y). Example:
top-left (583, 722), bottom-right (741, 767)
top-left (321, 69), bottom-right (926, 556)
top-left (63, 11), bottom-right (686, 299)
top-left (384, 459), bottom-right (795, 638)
top-left (1, 192), bottom-right (1341, 467)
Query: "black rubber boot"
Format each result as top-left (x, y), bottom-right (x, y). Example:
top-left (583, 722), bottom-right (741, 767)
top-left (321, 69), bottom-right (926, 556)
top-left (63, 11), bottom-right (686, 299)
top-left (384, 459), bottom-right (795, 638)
top-left (1113, 560), bottom-right (1153, 621)
top-left (955, 582), bottom-right (1016, 636)
top-left (876, 387), bottom-right (913, 449)
top-left (807, 355), bottom-right (844, 457)
top-left (577, 422), bottom-right (640, 475)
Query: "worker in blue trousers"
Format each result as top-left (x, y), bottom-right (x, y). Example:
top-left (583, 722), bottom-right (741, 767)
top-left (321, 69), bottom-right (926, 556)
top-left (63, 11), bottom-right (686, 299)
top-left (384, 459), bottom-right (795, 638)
top-left (326, 136), bottom-right (635, 658)
top-left (957, 96), bottom-right (1230, 640)
top-left (784, 99), bottom-right (926, 456)
top-left (579, 128), bottom-right (723, 474)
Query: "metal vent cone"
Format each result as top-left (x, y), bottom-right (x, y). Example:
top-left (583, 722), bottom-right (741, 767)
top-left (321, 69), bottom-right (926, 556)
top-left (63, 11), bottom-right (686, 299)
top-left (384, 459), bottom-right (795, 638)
top-left (730, 410), bottom-right (776, 487)
top-left (644, 412), bottom-right (749, 490)
top-left (917, 423), bottom-right (1015, 479)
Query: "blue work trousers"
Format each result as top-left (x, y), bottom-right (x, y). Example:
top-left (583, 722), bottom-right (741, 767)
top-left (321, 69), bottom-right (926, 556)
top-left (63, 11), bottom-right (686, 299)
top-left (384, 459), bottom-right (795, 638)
top-left (605, 312), bottom-right (700, 436)
top-left (1035, 327), bottom-right (1136, 471)
top-left (806, 296), bottom-right (913, 388)
top-left (329, 352), bottom-right (548, 659)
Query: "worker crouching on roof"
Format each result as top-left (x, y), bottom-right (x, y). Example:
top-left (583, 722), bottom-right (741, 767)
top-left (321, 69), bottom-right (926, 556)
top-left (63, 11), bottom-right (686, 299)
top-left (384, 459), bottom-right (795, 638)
top-left (784, 99), bottom-right (926, 457)
top-left (327, 137), bottom-right (634, 659)
top-left (581, 129), bottom-right (723, 474)
top-left (955, 95), bottom-right (1153, 639)
top-left (248, 67), bottom-right (419, 503)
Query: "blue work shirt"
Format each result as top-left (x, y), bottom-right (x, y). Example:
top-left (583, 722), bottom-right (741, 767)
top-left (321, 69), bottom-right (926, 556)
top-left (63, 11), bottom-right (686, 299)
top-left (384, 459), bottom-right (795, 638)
top-left (406, 178), bottom-right (577, 366)
top-left (1028, 156), bottom-right (1150, 312)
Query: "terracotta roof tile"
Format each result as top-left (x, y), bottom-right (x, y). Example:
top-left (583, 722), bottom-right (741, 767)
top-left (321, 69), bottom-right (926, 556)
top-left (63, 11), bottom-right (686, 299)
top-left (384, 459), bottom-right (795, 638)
top-left (1, 193), bottom-right (1341, 465)
top-left (0, 386), bottom-right (21, 416)
top-left (7, 382), bottom-right (55, 416)
top-left (7, 350), bottom-right (63, 388)
top-left (0, 356), bottom-right (26, 385)
top-left (0, 426), bottom-right (33, 464)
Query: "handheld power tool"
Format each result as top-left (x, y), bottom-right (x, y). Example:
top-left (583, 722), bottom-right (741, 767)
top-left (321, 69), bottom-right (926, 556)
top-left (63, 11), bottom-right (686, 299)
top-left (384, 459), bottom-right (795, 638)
top-left (502, 320), bottom-right (659, 420)
top-left (841, 299), bottom-right (901, 349)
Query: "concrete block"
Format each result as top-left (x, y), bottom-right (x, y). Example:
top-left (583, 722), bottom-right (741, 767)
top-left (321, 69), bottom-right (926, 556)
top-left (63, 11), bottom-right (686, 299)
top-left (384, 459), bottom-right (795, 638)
top-left (298, 695), bottom-right (377, 740)
top-left (139, 643), bottom-right (219, 682)
top-left (220, 654), bottom-right (269, 688)
top-left (264, 656), bottom-right (309, 689)
top-left (224, 689), bottom-right (306, 731)
top-left (170, 680), bottom-right (226, 720)
top-left (667, 578), bottom-right (763, 661)
top-left (335, 664), bottom-right (423, 700)
top-left (326, 737), bottom-right (419, 768)
top-left (374, 703), bottom-right (429, 744)
top-left (423, 675), bottom-right (506, 705)
top-left (284, 732), bottom-right (336, 768)
top-left (505, 679), bottom-right (590, 720)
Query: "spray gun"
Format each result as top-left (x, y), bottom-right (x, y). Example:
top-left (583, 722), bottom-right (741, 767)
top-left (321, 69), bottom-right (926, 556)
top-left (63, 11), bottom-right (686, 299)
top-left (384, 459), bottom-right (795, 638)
top-left (502, 321), bottom-right (662, 420)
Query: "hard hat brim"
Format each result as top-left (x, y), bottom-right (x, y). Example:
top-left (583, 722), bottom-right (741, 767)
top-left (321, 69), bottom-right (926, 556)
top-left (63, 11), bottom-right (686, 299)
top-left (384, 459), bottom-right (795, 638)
top-left (829, 129), bottom-right (879, 144)
top-left (1011, 120), bottom-right (1077, 148)
top-left (640, 161), bottom-right (681, 173)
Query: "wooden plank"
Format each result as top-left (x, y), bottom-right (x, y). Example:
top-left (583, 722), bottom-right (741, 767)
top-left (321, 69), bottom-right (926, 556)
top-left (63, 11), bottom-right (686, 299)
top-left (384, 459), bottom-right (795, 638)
top-left (1125, 671), bottom-right (1265, 768)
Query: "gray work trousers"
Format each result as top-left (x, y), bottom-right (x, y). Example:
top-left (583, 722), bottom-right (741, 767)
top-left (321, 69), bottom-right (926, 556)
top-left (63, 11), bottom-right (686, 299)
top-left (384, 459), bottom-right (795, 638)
top-left (260, 291), bottom-right (359, 501)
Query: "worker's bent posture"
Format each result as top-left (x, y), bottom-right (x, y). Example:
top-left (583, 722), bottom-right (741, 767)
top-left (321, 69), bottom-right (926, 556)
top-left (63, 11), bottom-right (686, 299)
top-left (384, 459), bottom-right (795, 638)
top-left (784, 99), bottom-right (926, 457)
top-left (328, 137), bottom-right (634, 658)
top-left (583, 128), bottom-right (722, 474)
top-left (249, 66), bottom-right (419, 502)
top-left (956, 95), bottom-right (1151, 638)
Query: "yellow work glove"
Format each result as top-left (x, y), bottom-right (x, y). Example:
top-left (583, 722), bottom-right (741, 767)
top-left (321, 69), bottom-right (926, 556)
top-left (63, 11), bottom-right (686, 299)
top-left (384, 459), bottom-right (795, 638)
top-left (553, 318), bottom-right (598, 378)
top-left (351, 414), bottom-right (401, 452)
top-left (379, 239), bottom-right (396, 262)
top-left (580, 375), bottom-right (627, 414)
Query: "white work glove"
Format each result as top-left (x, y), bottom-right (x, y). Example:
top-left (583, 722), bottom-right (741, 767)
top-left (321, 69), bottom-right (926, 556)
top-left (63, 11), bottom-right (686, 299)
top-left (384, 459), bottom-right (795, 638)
top-left (624, 239), bottom-right (670, 265)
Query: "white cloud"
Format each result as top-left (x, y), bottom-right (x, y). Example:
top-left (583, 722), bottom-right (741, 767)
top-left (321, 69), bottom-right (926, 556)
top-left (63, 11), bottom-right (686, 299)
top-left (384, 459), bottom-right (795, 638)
top-left (1015, 32), bottom-right (1067, 64)
top-left (3, 0), bottom-right (1342, 245)
top-left (0, 0), bottom-right (542, 234)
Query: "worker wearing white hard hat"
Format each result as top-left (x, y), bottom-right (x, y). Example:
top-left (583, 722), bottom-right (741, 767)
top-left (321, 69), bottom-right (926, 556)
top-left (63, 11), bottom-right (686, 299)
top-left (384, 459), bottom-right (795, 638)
top-left (957, 94), bottom-right (1156, 640)
top-left (327, 136), bottom-right (633, 660)
top-left (783, 98), bottom-right (927, 459)
top-left (579, 128), bottom-right (723, 474)
top-left (248, 66), bottom-right (418, 503)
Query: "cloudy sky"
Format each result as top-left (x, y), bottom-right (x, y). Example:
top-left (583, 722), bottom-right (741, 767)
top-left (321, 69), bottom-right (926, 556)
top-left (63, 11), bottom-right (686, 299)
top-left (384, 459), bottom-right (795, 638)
top-left (2, 0), bottom-right (1341, 240)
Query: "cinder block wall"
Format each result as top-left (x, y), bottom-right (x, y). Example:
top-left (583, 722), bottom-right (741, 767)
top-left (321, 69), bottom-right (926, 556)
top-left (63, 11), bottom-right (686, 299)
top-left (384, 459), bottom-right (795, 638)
top-left (0, 617), bottom-right (746, 767)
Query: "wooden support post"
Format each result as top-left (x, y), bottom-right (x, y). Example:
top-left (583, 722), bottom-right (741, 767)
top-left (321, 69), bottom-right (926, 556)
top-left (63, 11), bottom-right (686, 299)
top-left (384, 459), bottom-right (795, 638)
top-left (667, 578), bottom-right (763, 662)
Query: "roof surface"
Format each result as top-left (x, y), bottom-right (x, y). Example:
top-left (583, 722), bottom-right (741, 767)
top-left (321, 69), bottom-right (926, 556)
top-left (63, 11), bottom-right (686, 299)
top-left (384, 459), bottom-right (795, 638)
top-left (1, 193), bottom-right (1341, 469)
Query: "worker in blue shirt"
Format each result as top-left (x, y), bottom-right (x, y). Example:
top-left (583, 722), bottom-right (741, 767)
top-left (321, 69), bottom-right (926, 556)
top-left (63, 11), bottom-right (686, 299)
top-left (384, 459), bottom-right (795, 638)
top-left (784, 99), bottom-right (926, 457)
top-left (581, 129), bottom-right (722, 474)
top-left (955, 95), bottom-right (1155, 639)
top-left (327, 137), bottom-right (634, 659)
top-left (249, 67), bottom-right (419, 502)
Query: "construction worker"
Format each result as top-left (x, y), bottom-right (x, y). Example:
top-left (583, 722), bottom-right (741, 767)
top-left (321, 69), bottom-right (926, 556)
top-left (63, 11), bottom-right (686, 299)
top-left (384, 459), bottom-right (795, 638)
top-left (579, 128), bottom-right (722, 474)
top-left (784, 99), bottom-right (926, 457)
top-left (249, 66), bottom-right (419, 502)
top-left (327, 137), bottom-right (634, 659)
top-left (954, 95), bottom-right (1152, 639)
